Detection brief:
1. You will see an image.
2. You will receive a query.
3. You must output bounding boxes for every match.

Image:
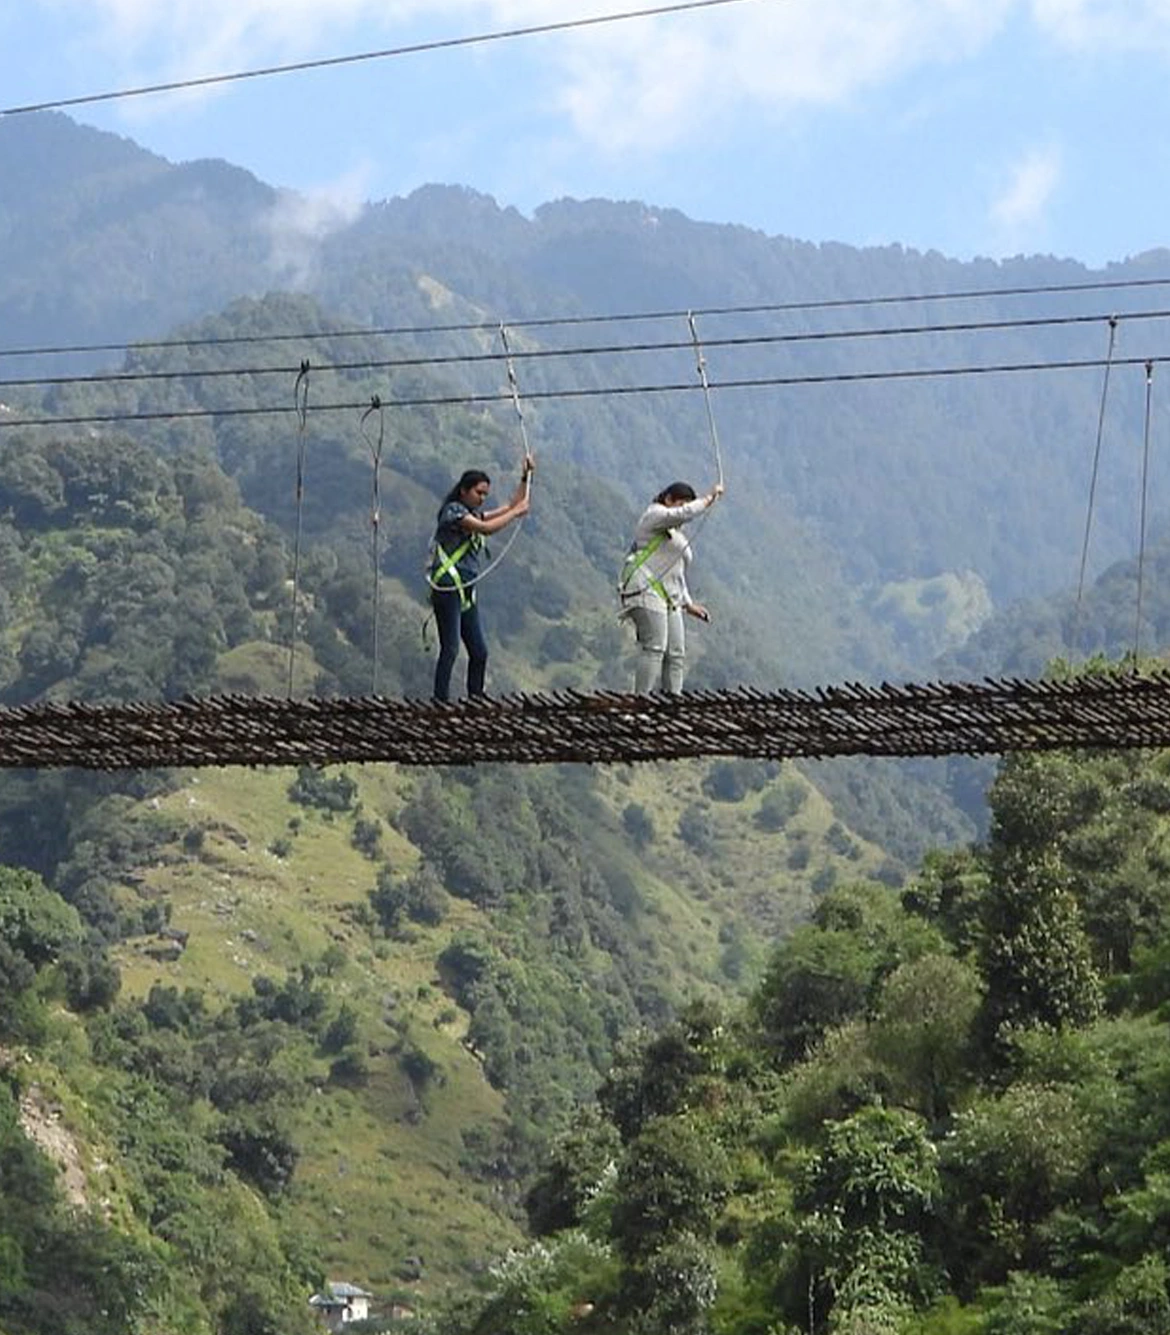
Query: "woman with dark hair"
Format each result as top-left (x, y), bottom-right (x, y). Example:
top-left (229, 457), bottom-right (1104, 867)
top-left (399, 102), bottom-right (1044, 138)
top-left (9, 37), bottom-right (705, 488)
top-left (619, 478), bottom-right (724, 693)
top-left (429, 456), bottom-right (533, 700)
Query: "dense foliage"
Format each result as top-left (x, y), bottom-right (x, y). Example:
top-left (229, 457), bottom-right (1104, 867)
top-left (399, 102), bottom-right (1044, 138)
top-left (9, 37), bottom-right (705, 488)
top-left (428, 721), bottom-right (1170, 1334)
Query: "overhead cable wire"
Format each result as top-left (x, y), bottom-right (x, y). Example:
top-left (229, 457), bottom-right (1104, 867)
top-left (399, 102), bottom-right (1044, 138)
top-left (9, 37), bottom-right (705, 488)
top-left (5, 275), bottom-right (1170, 363)
top-left (9, 306), bottom-right (1170, 395)
top-left (0, 0), bottom-right (756, 118)
top-left (6, 351), bottom-right (1170, 432)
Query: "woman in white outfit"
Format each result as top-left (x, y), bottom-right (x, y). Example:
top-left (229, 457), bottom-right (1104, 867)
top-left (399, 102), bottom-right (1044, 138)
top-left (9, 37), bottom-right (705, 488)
top-left (619, 479), bottom-right (724, 693)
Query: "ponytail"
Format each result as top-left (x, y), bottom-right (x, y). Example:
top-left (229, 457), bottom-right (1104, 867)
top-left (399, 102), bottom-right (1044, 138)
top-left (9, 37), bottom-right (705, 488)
top-left (654, 481), bottom-right (697, 505)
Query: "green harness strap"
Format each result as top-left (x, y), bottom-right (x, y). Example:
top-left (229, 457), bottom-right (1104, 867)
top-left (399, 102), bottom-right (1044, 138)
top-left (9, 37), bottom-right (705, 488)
top-left (432, 535), bottom-right (479, 610)
top-left (620, 530), bottom-right (672, 607)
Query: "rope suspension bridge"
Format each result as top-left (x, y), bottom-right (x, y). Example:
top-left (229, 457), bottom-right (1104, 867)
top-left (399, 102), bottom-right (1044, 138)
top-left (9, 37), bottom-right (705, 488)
top-left (4, 279), bottom-right (1170, 771)
top-left (2, 670), bottom-right (1170, 770)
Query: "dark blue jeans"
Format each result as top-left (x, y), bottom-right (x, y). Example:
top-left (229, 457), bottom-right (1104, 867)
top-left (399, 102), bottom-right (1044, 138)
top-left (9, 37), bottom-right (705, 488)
top-left (432, 589), bottom-right (488, 700)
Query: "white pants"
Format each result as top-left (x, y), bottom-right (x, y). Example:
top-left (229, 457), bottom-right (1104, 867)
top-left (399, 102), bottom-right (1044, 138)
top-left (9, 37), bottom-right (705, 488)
top-left (629, 604), bottom-right (686, 694)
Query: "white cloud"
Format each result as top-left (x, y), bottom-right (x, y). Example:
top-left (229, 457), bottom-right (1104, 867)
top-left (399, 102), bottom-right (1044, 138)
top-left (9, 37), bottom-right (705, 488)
top-left (45, 0), bottom-right (1020, 146)
top-left (502, 0), bottom-right (1019, 155)
top-left (1031, 0), bottom-right (1170, 55)
top-left (989, 144), bottom-right (1062, 233)
top-left (38, 0), bottom-right (1170, 160)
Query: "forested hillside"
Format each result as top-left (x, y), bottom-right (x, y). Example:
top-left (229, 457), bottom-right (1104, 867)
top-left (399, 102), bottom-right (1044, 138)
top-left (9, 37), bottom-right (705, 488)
top-left (433, 713), bottom-right (1170, 1335)
top-left (3, 109), bottom-right (1170, 1335)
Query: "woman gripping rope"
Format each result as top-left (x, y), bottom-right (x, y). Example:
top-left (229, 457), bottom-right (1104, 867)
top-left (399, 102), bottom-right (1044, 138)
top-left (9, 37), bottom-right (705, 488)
top-left (429, 456), bottom-right (533, 700)
top-left (619, 479), bottom-right (724, 694)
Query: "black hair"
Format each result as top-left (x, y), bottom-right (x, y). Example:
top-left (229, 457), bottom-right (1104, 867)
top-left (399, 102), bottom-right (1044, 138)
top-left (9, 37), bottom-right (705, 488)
top-left (654, 481), bottom-right (697, 505)
top-left (442, 469), bottom-right (491, 509)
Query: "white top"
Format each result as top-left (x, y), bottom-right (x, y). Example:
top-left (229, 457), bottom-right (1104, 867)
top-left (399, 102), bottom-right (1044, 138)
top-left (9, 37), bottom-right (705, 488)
top-left (619, 494), bottom-right (712, 613)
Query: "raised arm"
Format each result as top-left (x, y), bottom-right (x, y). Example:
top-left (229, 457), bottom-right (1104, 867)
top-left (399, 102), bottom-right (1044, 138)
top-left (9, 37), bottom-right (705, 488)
top-left (643, 481), bottom-right (725, 532)
top-left (479, 454), bottom-right (535, 528)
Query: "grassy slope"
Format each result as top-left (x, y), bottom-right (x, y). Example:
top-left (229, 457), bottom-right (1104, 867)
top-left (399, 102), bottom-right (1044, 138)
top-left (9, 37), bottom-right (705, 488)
top-left (111, 763), bottom-right (515, 1294)
top-left (92, 729), bottom-right (888, 1297)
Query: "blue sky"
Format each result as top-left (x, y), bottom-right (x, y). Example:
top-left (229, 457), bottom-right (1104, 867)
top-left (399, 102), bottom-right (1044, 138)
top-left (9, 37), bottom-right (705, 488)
top-left (4, 0), bottom-right (1170, 269)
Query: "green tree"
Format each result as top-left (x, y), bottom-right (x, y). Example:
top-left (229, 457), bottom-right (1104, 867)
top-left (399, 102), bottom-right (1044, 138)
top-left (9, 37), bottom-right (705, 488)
top-left (752, 884), bottom-right (944, 1067)
top-left (526, 1106), bottom-right (622, 1237)
top-left (940, 1082), bottom-right (1093, 1288)
top-left (622, 803), bottom-right (655, 850)
top-left (977, 851), bottom-right (1102, 1053)
top-left (869, 953), bottom-right (982, 1122)
top-left (610, 1117), bottom-right (731, 1263)
top-left (0, 866), bottom-right (84, 966)
top-left (790, 1106), bottom-right (940, 1333)
top-left (597, 1002), bottom-right (727, 1143)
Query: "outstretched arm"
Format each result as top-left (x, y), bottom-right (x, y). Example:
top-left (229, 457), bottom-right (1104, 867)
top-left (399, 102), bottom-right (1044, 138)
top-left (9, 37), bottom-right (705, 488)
top-left (643, 480), bottom-right (725, 532)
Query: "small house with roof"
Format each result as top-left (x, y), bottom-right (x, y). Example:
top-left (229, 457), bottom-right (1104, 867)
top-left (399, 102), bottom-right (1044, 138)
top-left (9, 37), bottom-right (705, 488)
top-left (309, 1280), bottom-right (373, 1329)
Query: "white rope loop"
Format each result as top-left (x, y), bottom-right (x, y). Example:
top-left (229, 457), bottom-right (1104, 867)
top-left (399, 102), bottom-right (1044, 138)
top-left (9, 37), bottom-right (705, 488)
top-left (688, 309), bottom-right (725, 488)
top-left (360, 395), bottom-right (387, 694)
top-left (1072, 316), bottom-right (1119, 656)
top-left (1135, 359), bottom-right (1155, 661)
top-left (287, 359), bottom-right (311, 696)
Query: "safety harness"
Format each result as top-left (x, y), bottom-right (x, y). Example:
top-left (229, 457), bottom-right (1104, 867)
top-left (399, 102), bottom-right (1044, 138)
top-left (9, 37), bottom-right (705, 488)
top-left (431, 532), bottom-right (484, 611)
top-left (620, 530), bottom-right (673, 608)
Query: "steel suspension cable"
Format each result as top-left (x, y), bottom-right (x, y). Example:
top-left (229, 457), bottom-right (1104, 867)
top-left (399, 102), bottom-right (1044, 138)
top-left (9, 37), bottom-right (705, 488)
top-left (6, 276), bottom-right (1170, 364)
top-left (9, 305), bottom-right (1170, 395)
top-left (422, 323), bottom-right (533, 612)
top-left (688, 310), bottom-right (725, 488)
top-left (10, 351), bottom-right (1170, 432)
top-left (616, 312), bottom-right (727, 619)
top-left (1, 0), bottom-right (758, 118)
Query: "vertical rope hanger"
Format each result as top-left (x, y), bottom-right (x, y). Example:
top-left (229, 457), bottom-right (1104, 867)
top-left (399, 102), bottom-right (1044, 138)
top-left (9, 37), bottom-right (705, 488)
top-left (1071, 316), bottom-right (1118, 657)
top-left (619, 311), bottom-right (728, 613)
top-left (688, 309), bottom-right (726, 488)
top-left (632, 310), bottom-right (727, 593)
top-left (360, 395), bottom-right (386, 695)
top-left (500, 321), bottom-right (534, 506)
top-left (1134, 360), bottom-right (1155, 662)
top-left (287, 359), bottom-right (311, 697)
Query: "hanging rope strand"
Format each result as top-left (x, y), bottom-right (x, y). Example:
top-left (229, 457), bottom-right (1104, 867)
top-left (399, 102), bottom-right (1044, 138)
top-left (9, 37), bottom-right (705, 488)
top-left (688, 310), bottom-right (725, 488)
top-left (501, 322), bottom-right (534, 500)
top-left (631, 311), bottom-right (727, 593)
top-left (360, 395), bottom-right (387, 694)
top-left (1135, 360), bottom-right (1155, 662)
top-left (287, 360), bottom-right (311, 697)
top-left (1071, 316), bottom-right (1118, 656)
